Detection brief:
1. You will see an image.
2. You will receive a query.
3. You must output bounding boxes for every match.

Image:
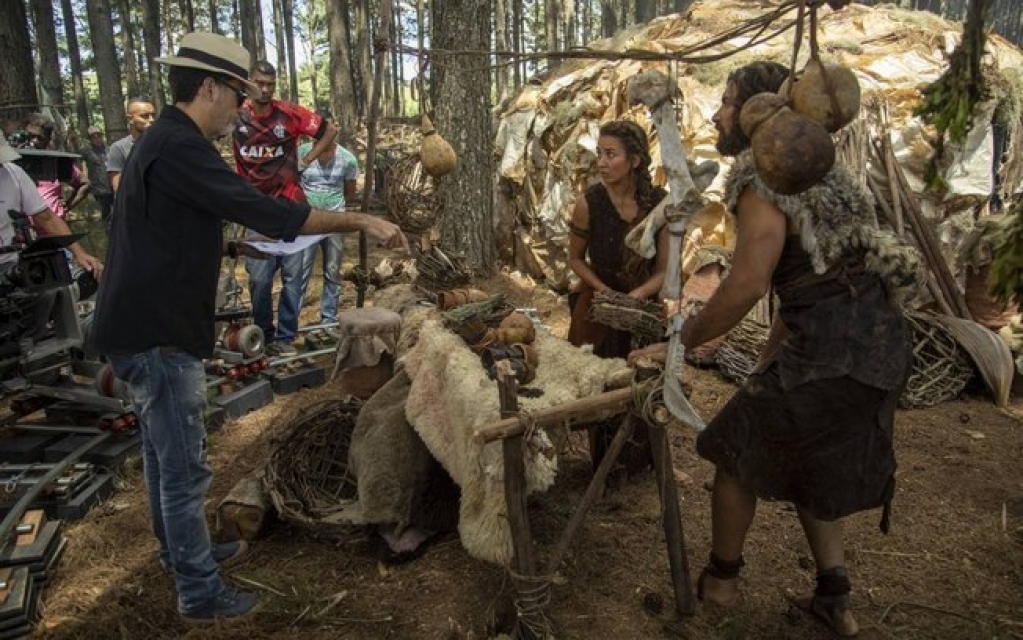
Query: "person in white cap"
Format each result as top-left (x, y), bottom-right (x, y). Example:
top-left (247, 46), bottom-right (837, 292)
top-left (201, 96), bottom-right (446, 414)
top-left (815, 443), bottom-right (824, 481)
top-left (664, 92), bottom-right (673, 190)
top-left (92, 32), bottom-right (407, 625)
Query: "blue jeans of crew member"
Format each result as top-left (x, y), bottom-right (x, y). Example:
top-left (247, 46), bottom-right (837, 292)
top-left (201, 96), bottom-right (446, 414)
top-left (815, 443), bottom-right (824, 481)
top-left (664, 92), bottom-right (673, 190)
top-left (300, 234), bottom-right (344, 325)
top-left (107, 347), bottom-right (224, 614)
top-left (246, 252), bottom-right (304, 344)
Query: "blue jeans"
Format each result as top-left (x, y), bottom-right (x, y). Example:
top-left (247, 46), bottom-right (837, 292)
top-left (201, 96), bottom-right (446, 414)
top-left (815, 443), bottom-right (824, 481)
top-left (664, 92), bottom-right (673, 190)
top-left (246, 252), bottom-right (305, 344)
top-left (107, 347), bottom-right (223, 613)
top-left (300, 234), bottom-right (344, 324)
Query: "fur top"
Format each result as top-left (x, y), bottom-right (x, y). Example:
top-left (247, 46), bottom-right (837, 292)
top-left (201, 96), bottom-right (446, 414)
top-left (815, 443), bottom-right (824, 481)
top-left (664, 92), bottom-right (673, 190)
top-left (724, 152), bottom-right (921, 291)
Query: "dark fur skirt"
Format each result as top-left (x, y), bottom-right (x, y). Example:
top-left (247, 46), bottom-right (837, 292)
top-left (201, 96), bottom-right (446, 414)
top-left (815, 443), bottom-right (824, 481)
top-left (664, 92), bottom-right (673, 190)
top-left (696, 364), bottom-right (898, 521)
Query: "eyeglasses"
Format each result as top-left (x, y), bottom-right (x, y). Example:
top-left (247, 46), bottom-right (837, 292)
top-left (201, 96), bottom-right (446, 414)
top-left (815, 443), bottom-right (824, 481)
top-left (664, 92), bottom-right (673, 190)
top-left (216, 78), bottom-right (248, 105)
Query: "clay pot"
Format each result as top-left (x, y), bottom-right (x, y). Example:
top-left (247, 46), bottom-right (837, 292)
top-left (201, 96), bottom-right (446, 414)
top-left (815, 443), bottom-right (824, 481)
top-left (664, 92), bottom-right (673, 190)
top-left (420, 115), bottom-right (458, 178)
top-left (740, 93), bottom-right (836, 195)
top-left (782, 59), bottom-right (861, 133)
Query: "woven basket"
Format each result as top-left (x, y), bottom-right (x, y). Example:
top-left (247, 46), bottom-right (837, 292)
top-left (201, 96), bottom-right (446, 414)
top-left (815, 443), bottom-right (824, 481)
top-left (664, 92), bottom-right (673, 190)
top-left (900, 312), bottom-right (974, 409)
top-left (715, 315), bottom-right (770, 384)
top-left (385, 153), bottom-right (442, 234)
top-left (264, 399), bottom-right (363, 537)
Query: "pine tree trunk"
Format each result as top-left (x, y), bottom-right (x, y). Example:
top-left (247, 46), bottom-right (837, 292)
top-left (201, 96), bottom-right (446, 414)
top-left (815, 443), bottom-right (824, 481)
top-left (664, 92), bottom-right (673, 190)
top-left (272, 0), bottom-right (289, 99)
top-left (390, 1), bottom-right (401, 117)
top-left (495, 0), bottom-right (509, 104)
top-left (0, 1), bottom-right (36, 128)
top-left (182, 0), bottom-right (196, 30)
top-left (240, 0), bottom-right (266, 63)
top-left (283, 0), bottom-right (299, 101)
top-left (209, 0), bottom-right (222, 33)
top-left (432, 0), bottom-right (495, 273)
top-left (59, 0), bottom-right (91, 132)
top-left (86, 0), bottom-right (128, 140)
top-left (118, 0), bottom-right (142, 98)
top-left (354, 0), bottom-right (373, 118)
top-left (29, 0), bottom-right (64, 115)
top-left (601, 0), bottom-right (616, 37)
top-left (512, 0), bottom-right (522, 87)
top-left (545, 0), bottom-right (559, 61)
top-left (327, 0), bottom-right (358, 138)
top-left (140, 0), bottom-right (166, 110)
top-left (635, 0), bottom-right (655, 23)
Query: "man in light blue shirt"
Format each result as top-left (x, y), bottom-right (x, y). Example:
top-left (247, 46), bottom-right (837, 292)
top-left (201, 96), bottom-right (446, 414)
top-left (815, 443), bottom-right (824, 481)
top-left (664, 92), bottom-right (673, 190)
top-left (298, 110), bottom-right (359, 330)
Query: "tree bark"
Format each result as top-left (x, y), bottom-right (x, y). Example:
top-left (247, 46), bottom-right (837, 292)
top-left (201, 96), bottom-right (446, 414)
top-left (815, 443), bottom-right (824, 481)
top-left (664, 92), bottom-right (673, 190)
top-left (140, 0), bottom-right (166, 110)
top-left (283, 0), bottom-right (299, 102)
top-left (86, 0), bottom-right (128, 140)
top-left (0, 0), bottom-right (36, 128)
top-left (59, 0), bottom-right (91, 132)
top-left (432, 0), bottom-right (495, 273)
top-left (29, 0), bottom-right (64, 115)
top-left (118, 0), bottom-right (143, 98)
top-left (327, 0), bottom-right (357, 139)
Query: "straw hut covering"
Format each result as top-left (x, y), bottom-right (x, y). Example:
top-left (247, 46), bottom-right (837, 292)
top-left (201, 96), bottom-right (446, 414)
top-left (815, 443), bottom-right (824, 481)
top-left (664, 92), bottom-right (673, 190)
top-left (493, 0), bottom-right (1023, 290)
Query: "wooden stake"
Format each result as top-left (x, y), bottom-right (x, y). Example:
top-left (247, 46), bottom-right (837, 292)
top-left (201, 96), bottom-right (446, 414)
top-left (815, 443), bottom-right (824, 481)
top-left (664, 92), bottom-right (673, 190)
top-left (647, 422), bottom-right (695, 616)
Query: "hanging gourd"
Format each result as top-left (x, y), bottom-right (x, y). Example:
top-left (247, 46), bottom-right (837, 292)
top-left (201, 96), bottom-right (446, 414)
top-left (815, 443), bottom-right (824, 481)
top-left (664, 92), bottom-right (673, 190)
top-left (740, 92), bottom-right (836, 195)
top-left (420, 114), bottom-right (458, 178)
top-left (782, 58), bottom-right (861, 133)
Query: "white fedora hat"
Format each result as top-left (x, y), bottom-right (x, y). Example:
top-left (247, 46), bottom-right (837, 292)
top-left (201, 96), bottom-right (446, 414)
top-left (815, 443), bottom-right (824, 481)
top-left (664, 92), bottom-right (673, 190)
top-left (155, 32), bottom-right (258, 94)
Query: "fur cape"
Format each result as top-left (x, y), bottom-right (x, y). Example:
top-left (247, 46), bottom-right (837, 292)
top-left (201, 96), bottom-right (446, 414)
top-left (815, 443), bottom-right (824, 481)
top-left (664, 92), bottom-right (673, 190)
top-left (725, 151), bottom-right (921, 291)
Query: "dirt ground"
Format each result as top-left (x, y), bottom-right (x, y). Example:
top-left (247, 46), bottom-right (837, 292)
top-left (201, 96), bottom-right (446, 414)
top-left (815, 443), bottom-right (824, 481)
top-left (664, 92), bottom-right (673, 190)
top-left (26, 254), bottom-right (1023, 640)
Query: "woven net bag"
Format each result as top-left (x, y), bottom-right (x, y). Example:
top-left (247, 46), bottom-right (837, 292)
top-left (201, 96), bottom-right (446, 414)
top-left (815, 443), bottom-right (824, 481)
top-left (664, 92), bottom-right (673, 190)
top-left (264, 399), bottom-right (363, 537)
top-left (385, 153), bottom-right (441, 234)
top-left (899, 312), bottom-right (974, 409)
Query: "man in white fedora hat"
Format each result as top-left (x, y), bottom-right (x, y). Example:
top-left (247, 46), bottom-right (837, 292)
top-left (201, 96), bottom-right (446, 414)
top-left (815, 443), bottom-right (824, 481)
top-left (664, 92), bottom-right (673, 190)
top-left (92, 31), bottom-right (407, 625)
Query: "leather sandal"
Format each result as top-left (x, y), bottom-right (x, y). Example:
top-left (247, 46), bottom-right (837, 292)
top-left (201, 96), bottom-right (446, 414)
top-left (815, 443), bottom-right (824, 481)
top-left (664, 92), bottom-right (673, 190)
top-left (786, 590), bottom-right (860, 637)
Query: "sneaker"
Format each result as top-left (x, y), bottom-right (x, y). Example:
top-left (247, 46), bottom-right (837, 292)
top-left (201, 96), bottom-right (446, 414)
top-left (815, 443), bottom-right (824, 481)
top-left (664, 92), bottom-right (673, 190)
top-left (180, 586), bottom-right (259, 624)
top-left (267, 342), bottom-right (298, 357)
top-left (213, 540), bottom-right (249, 567)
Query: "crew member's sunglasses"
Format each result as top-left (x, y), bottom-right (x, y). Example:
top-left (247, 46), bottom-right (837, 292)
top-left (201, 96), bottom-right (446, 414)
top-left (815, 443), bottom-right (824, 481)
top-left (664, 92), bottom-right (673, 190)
top-left (216, 78), bottom-right (248, 104)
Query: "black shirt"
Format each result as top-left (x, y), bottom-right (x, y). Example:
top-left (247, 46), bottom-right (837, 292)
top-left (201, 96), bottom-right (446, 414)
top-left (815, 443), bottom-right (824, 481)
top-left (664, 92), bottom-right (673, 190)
top-left (93, 105), bottom-right (311, 359)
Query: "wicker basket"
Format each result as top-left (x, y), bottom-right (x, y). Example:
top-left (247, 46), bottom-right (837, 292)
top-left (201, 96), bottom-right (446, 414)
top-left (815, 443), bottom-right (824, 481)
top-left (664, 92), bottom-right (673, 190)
top-left (715, 315), bottom-right (769, 384)
top-left (385, 153), bottom-right (441, 234)
top-left (900, 312), bottom-right (974, 409)
top-left (264, 399), bottom-right (364, 537)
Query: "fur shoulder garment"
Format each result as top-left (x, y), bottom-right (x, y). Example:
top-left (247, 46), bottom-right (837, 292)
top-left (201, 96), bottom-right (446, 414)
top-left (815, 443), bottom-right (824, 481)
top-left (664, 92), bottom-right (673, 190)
top-left (724, 151), bottom-right (921, 291)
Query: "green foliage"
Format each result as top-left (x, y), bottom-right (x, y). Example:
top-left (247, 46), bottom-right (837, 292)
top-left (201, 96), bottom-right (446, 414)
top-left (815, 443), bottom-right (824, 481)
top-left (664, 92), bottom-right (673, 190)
top-left (988, 201), bottom-right (1023, 306)
top-left (913, 0), bottom-right (992, 192)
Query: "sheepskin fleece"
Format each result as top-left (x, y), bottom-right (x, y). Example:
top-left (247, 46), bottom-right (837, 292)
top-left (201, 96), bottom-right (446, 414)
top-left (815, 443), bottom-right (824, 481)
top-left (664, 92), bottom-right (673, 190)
top-left (402, 317), bottom-right (633, 565)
